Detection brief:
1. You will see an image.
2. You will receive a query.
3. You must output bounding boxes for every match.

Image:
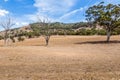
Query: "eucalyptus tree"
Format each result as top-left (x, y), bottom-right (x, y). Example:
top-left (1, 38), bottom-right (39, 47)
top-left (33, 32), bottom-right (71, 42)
top-left (86, 2), bottom-right (120, 42)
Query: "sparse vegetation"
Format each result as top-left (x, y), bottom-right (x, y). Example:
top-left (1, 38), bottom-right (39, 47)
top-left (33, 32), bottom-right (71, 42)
top-left (0, 1), bottom-right (120, 80)
top-left (10, 36), bottom-right (15, 43)
top-left (0, 35), bottom-right (3, 40)
top-left (18, 36), bottom-right (25, 42)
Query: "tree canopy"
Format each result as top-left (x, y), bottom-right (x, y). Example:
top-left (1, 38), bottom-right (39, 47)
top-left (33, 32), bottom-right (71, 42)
top-left (86, 2), bottom-right (120, 42)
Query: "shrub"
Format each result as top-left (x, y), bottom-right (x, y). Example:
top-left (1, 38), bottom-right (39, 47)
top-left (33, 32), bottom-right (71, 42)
top-left (78, 29), bottom-right (86, 35)
top-left (67, 31), bottom-right (76, 35)
top-left (97, 29), bottom-right (106, 35)
top-left (0, 36), bottom-right (3, 40)
top-left (25, 32), bottom-right (34, 38)
top-left (18, 36), bottom-right (25, 42)
top-left (112, 31), bottom-right (118, 35)
top-left (113, 28), bottom-right (120, 35)
top-left (91, 28), bottom-right (97, 35)
top-left (85, 29), bottom-right (93, 35)
top-left (10, 36), bottom-right (15, 43)
top-left (33, 31), bottom-right (41, 37)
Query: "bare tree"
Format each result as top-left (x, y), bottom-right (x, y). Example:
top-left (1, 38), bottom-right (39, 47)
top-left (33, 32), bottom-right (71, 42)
top-left (0, 16), bottom-right (15, 46)
top-left (38, 17), bottom-right (52, 46)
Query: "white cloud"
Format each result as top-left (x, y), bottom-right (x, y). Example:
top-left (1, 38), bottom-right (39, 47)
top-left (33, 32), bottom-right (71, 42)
top-left (15, 22), bottom-right (29, 26)
top-left (21, 0), bottom-right (78, 23)
top-left (13, 16), bottom-right (30, 28)
top-left (25, 14), bottom-right (37, 22)
top-left (4, 0), bottom-right (24, 2)
top-left (103, 0), bottom-right (120, 4)
top-left (34, 0), bottom-right (76, 12)
top-left (25, 13), bottom-right (55, 23)
top-left (13, 20), bottom-right (29, 28)
top-left (59, 7), bottom-right (86, 20)
top-left (4, 0), bottom-right (8, 2)
top-left (0, 9), bottom-right (9, 17)
top-left (34, 0), bottom-right (77, 18)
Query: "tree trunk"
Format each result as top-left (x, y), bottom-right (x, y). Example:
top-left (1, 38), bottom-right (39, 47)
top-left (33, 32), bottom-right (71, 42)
top-left (106, 30), bottom-right (111, 42)
top-left (4, 31), bottom-right (8, 46)
top-left (45, 36), bottom-right (50, 46)
top-left (46, 39), bottom-right (49, 46)
top-left (4, 38), bottom-right (7, 46)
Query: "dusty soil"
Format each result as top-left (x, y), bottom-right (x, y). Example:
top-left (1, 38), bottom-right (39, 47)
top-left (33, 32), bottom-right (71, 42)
top-left (0, 36), bottom-right (120, 80)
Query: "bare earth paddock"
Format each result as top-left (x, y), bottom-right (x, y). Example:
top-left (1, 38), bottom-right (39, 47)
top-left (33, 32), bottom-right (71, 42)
top-left (0, 36), bottom-right (120, 80)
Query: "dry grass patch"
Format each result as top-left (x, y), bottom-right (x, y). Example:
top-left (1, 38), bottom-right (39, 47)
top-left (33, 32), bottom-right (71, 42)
top-left (0, 36), bottom-right (120, 80)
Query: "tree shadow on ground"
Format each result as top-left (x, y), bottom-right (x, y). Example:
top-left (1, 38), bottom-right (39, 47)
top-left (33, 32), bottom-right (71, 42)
top-left (32, 44), bottom-right (47, 47)
top-left (75, 40), bottom-right (120, 45)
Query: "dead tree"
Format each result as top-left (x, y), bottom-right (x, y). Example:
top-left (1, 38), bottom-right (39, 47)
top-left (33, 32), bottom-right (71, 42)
top-left (38, 18), bottom-right (52, 46)
top-left (0, 16), bottom-right (14, 46)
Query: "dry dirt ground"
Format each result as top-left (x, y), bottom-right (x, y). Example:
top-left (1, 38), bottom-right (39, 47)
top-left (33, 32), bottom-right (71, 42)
top-left (0, 36), bottom-right (120, 80)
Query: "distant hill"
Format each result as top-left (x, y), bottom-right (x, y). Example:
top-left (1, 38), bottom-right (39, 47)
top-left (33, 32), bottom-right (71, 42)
top-left (1, 21), bottom-right (117, 40)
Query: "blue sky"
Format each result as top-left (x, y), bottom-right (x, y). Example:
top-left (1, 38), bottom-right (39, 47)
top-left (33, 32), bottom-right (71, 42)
top-left (0, 0), bottom-right (120, 28)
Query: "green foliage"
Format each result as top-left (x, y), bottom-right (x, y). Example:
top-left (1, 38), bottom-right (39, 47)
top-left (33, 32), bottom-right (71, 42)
top-left (72, 22), bottom-right (88, 29)
top-left (86, 2), bottom-right (120, 28)
top-left (0, 36), bottom-right (3, 40)
top-left (25, 32), bottom-right (35, 38)
top-left (86, 2), bottom-right (120, 42)
top-left (10, 36), bottom-right (15, 43)
top-left (28, 15), bottom-right (120, 37)
top-left (97, 29), bottom-right (106, 35)
top-left (18, 36), bottom-right (25, 42)
top-left (29, 22), bottom-right (120, 36)
top-left (112, 31), bottom-right (118, 35)
top-left (75, 28), bottom-right (97, 35)
top-left (30, 23), bottom-right (41, 32)
top-left (30, 22), bottom-right (88, 31)
top-left (113, 27), bottom-right (120, 35)
top-left (77, 29), bottom-right (87, 35)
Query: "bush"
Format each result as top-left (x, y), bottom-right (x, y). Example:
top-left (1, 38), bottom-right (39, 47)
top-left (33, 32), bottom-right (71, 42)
top-left (113, 28), bottom-right (120, 35)
top-left (91, 28), bottom-right (97, 35)
top-left (97, 29), bottom-right (106, 35)
top-left (33, 31), bottom-right (41, 37)
top-left (25, 32), bottom-right (34, 38)
top-left (58, 31), bottom-right (65, 35)
top-left (67, 31), bottom-right (76, 35)
top-left (75, 29), bottom-right (95, 35)
top-left (112, 31), bottom-right (118, 35)
top-left (85, 29), bottom-right (93, 35)
top-left (18, 36), bottom-right (25, 42)
top-left (20, 27), bottom-right (120, 36)
top-left (77, 29), bottom-right (86, 35)
top-left (0, 36), bottom-right (3, 40)
top-left (10, 36), bottom-right (15, 43)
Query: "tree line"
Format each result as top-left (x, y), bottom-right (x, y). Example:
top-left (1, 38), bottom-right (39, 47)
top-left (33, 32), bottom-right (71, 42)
top-left (0, 2), bottom-right (120, 46)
